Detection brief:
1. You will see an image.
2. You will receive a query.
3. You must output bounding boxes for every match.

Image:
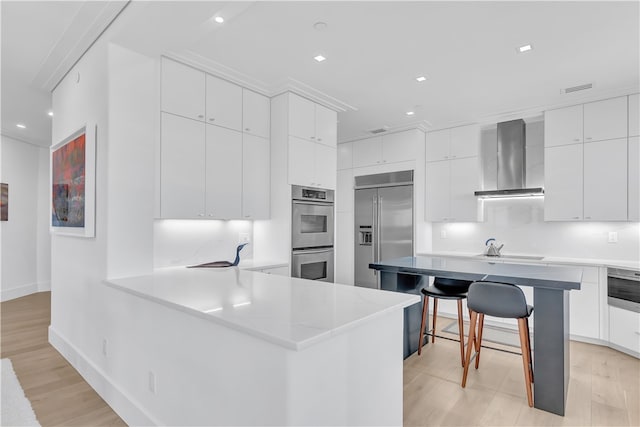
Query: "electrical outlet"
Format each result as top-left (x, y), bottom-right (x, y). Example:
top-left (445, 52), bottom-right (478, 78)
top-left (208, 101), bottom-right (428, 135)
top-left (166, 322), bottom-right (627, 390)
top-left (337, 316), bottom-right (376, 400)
top-left (239, 233), bottom-right (250, 244)
top-left (440, 229), bottom-right (447, 239)
top-left (102, 339), bottom-right (107, 357)
top-left (608, 231), bottom-right (618, 243)
top-left (148, 371), bottom-right (157, 394)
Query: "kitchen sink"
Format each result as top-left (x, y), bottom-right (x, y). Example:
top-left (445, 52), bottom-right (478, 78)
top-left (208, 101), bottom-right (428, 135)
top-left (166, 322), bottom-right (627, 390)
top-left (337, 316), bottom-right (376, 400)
top-left (475, 254), bottom-right (545, 261)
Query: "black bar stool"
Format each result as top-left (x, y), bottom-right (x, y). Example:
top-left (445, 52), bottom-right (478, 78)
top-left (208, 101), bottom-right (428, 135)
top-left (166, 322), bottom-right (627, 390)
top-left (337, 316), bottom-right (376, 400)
top-left (461, 281), bottom-right (534, 407)
top-left (418, 277), bottom-right (473, 366)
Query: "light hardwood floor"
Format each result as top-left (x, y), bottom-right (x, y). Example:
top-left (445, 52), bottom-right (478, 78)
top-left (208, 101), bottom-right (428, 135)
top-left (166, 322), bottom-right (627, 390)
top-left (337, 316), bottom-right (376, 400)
top-left (1, 292), bottom-right (125, 426)
top-left (2, 292), bottom-right (638, 426)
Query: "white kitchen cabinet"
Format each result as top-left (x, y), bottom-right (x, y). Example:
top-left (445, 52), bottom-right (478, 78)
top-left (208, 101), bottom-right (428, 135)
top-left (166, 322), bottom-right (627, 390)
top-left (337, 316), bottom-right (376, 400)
top-left (314, 142), bottom-right (337, 189)
top-left (352, 137), bottom-right (382, 168)
top-left (205, 124), bottom-right (243, 219)
top-left (426, 156), bottom-right (481, 222)
top-left (336, 169), bottom-right (354, 213)
top-left (161, 57), bottom-right (205, 122)
top-left (337, 142), bottom-right (353, 170)
top-left (242, 89), bottom-right (270, 139)
top-left (629, 136), bottom-right (640, 221)
top-left (544, 105), bottom-right (583, 148)
top-left (205, 74), bottom-right (242, 131)
top-left (288, 136), bottom-right (336, 189)
top-left (583, 96), bottom-right (628, 143)
top-left (629, 94), bottom-right (640, 137)
top-left (570, 267), bottom-right (600, 340)
top-left (426, 161), bottom-right (451, 222)
top-left (242, 134), bottom-right (270, 219)
top-left (609, 306), bottom-right (640, 356)
top-left (583, 138), bottom-right (627, 221)
top-left (426, 124), bottom-right (479, 162)
top-left (160, 113), bottom-right (206, 218)
top-left (288, 93), bottom-right (337, 147)
top-left (544, 144), bottom-right (583, 221)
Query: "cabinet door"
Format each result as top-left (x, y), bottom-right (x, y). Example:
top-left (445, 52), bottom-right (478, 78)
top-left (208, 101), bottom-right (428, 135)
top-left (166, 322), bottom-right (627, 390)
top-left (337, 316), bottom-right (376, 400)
top-left (314, 143), bottom-right (337, 189)
top-left (160, 113), bottom-right (205, 218)
top-left (544, 105), bottom-right (583, 147)
top-left (426, 129), bottom-right (450, 161)
top-left (161, 58), bottom-right (205, 121)
top-left (425, 160), bottom-right (450, 222)
top-left (336, 169), bottom-right (354, 213)
top-left (382, 130), bottom-right (418, 163)
top-left (583, 96), bottom-right (627, 142)
top-left (288, 136), bottom-right (315, 187)
top-left (583, 138), bottom-right (627, 221)
top-left (205, 124), bottom-right (242, 219)
top-left (337, 142), bottom-right (353, 170)
top-left (570, 274), bottom-right (600, 340)
top-left (205, 74), bottom-right (242, 131)
top-left (315, 104), bottom-right (337, 147)
top-left (288, 94), bottom-right (316, 141)
top-left (629, 136), bottom-right (640, 221)
top-left (629, 93), bottom-right (639, 137)
top-left (352, 137), bottom-right (382, 168)
top-left (450, 124), bottom-right (480, 159)
top-left (242, 89), bottom-right (270, 139)
top-left (609, 306), bottom-right (640, 355)
top-left (450, 157), bottom-right (481, 222)
top-left (544, 144), bottom-right (583, 221)
top-left (242, 134), bottom-right (270, 219)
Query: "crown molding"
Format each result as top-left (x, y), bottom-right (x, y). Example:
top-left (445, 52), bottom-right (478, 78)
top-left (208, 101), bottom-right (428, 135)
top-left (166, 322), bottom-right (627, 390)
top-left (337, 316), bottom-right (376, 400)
top-left (337, 120), bottom-right (430, 144)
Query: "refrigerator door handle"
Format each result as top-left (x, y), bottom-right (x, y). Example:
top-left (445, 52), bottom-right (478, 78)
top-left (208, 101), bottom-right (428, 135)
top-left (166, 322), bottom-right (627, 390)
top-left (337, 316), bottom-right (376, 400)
top-left (377, 196), bottom-right (383, 263)
top-left (372, 195), bottom-right (377, 275)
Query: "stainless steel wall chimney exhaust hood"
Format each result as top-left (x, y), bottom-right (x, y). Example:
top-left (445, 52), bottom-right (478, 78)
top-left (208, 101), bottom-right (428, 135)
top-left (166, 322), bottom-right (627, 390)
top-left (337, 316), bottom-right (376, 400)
top-left (474, 119), bottom-right (544, 198)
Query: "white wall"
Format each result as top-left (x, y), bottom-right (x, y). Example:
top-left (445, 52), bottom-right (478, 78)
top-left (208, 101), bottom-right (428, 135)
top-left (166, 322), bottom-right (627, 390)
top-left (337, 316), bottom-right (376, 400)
top-left (0, 135), bottom-right (51, 301)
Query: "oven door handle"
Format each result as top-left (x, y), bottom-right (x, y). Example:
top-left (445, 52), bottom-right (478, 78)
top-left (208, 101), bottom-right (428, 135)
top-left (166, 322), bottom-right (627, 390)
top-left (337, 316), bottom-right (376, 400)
top-left (608, 274), bottom-right (640, 281)
top-left (293, 248), bottom-right (333, 255)
top-left (292, 200), bottom-right (333, 207)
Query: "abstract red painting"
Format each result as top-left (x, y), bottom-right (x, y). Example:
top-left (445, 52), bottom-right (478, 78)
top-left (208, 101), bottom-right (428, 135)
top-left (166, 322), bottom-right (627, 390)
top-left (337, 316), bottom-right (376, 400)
top-left (51, 132), bottom-right (86, 227)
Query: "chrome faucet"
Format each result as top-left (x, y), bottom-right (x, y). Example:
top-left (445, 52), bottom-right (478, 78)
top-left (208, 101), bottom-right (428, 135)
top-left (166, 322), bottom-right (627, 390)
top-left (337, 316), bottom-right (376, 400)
top-left (485, 238), bottom-right (504, 257)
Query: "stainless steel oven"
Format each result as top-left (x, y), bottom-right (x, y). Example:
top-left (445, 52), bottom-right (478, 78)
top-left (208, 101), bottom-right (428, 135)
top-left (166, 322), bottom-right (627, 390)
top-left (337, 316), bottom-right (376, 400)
top-left (291, 247), bottom-right (334, 282)
top-left (291, 186), bottom-right (334, 250)
top-left (608, 268), bottom-right (640, 312)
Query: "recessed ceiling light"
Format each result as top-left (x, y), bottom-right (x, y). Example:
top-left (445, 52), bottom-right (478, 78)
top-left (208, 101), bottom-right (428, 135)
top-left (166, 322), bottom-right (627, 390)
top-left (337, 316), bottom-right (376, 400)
top-left (416, 76), bottom-right (427, 82)
top-left (16, 123), bottom-right (26, 129)
top-left (48, 111), bottom-right (53, 117)
top-left (518, 44), bottom-right (533, 53)
top-left (214, 16), bottom-right (224, 24)
top-left (314, 55), bottom-right (326, 62)
top-left (406, 111), bottom-right (415, 116)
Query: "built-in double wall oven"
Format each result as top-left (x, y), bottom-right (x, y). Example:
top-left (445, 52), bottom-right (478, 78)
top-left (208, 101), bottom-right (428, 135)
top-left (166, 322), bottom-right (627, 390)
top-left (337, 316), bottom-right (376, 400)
top-left (291, 185), bottom-right (334, 282)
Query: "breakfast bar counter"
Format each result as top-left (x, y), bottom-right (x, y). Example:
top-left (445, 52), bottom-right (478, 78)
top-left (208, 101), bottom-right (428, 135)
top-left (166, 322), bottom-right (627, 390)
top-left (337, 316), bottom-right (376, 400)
top-left (103, 267), bottom-right (419, 426)
top-left (370, 256), bottom-right (583, 417)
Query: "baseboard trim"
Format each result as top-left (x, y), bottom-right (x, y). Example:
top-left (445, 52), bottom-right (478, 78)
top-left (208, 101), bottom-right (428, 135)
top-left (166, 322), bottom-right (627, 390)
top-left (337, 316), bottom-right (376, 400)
top-left (48, 326), bottom-right (161, 426)
top-left (1, 283), bottom-right (39, 302)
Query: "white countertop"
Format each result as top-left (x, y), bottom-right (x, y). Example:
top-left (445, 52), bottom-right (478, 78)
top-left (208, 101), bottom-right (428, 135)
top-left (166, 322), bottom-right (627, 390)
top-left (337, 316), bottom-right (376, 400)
top-left (104, 267), bottom-right (419, 351)
top-left (419, 251), bottom-right (640, 270)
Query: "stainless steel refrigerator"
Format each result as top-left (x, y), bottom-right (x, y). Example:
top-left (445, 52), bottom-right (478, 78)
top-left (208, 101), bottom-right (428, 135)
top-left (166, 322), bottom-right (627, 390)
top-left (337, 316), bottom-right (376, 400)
top-left (354, 171), bottom-right (414, 288)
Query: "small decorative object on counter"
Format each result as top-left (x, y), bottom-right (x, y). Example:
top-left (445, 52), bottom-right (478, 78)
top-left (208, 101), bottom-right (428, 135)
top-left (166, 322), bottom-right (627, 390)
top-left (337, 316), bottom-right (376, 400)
top-left (485, 238), bottom-right (504, 257)
top-left (188, 243), bottom-right (249, 268)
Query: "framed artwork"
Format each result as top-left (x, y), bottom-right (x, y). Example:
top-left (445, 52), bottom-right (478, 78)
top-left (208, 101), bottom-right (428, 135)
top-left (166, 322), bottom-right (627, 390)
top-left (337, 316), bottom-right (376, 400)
top-left (50, 125), bottom-right (96, 237)
top-left (0, 183), bottom-right (7, 221)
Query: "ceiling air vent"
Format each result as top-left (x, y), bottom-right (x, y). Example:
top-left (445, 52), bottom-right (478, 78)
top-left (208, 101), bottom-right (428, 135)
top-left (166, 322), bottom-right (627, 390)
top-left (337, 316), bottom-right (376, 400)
top-left (368, 127), bottom-right (388, 135)
top-left (562, 83), bottom-right (593, 94)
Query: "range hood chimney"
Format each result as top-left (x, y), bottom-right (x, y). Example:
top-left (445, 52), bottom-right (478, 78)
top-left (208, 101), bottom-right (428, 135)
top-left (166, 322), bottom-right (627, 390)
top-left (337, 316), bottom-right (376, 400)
top-left (474, 119), bottom-right (544, 198)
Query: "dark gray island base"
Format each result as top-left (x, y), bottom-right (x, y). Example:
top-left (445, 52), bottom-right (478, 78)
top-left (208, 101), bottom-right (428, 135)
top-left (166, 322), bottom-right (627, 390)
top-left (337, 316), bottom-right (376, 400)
top-left (369, 256), bottom-right (582, 417)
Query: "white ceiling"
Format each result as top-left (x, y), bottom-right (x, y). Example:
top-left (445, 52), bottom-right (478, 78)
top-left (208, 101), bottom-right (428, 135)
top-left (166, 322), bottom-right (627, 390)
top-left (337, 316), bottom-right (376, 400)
top-left (2, 1), bottom-right (639, 147)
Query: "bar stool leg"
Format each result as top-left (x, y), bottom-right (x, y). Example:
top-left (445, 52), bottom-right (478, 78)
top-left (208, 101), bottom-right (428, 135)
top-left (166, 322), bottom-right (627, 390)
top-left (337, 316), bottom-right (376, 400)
top-left (517, 318), bottom-right (534, 407)
top-left (461, 310), bottom-right (478, 388)
top-left (475, 313), bottom-right (485, 369)
top-left (418, 295), bottom-right (429, 355)
top-left (432, 298), bottom-right (438, 343)
top-left (525, 317), bottom-right (534, 383)
top-left (456, 299), bottom-right (465, 367)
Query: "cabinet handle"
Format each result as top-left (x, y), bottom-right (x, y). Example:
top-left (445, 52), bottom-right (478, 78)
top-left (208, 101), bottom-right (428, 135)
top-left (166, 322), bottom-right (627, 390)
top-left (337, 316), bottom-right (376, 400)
top-left (198, 213), bottom-right (205, 217)
top-left (245, 128), bottom-right (250, 131)
top-left (198, 114), bottom-right (204, 119)
top-left (451, 155), bottom-right (457, 158)
top-left (573, 138), bottom-right (580, 142)
top-left (444, 156), bottom-right (449, 159)
top-left (317, 138), bottom-right (322, 142)
top-left (208, 214), bottom-right (214, 217)
top-left (244, 215), bottom-right (251, 218)
top-left (585, 216), bottom-right (591, 219)
top-left (586, 137), bottom-right (592, 140)
top-left (209, 118), bottom-right (215, 122)
top-left (572, 216), bottom-right (580, 219)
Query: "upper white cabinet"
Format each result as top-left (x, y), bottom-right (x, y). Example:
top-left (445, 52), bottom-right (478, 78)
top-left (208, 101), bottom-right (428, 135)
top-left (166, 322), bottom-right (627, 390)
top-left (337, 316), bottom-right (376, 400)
top-left (583, 96), bottom-right (628, 142)
top-left (205, 124), bottom-right (243, 219)
top-left (161, 57), bottom-right (205, 121)
top-left (288, 93), bottom-right (337, 147)
top-left (205, 74), bottom-right (242, 130)
top-left (544, 144), bottom-right (583, 221)
top-left (426, 157), bottom-right (482, 222)
top-left (583, 138), bottom-right (627, 221)
top-left (352, 130), bottom-right (421, 168)
top-left (426, 124), bottom-right (479, 162)
top-left (337, 142), bottom-right (353, 170)
top-left (160, 113), bottom-right (206, 218)
top-left (243, 89), bottom-right (270, 139)
top-left (544, 105), bottom-right (583, 147)
top-left (629, 136), bottom-right (639, 221)
top-left (629, 93), bottom-right (639, 137)
top-left (288, 136), bottom-right (336, 189)
top-left (242, 134), bottom-right (270, 219)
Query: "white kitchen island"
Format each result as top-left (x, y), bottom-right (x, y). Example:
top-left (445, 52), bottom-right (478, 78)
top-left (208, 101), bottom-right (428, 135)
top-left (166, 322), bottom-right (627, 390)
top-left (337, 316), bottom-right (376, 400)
top-left (103, 267), bottom-right (419, 426)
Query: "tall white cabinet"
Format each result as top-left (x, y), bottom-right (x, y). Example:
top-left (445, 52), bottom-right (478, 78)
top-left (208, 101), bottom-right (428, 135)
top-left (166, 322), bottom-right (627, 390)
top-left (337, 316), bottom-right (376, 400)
top-left (158, 57), bottom-right (270, 219)
top-left (544, 95), bottom-right (632, 221)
